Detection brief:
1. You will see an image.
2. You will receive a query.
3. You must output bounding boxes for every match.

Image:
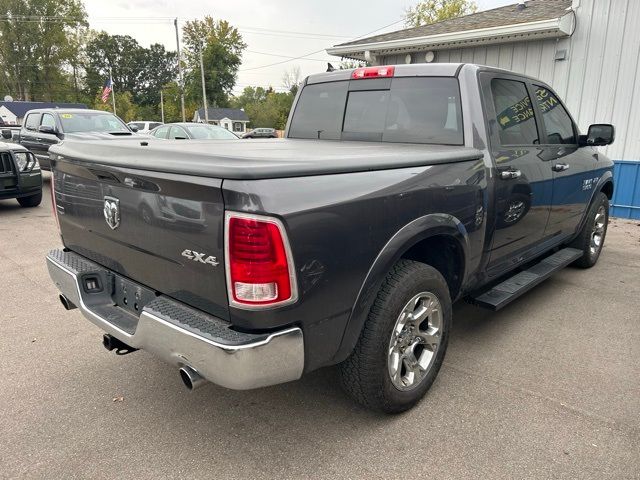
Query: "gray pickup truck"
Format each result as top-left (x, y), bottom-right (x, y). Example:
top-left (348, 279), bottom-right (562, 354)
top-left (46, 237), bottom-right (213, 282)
top-left (3, 108), bottom-right (135, 171)
top-left (46, 64), bottom-right (615, 413)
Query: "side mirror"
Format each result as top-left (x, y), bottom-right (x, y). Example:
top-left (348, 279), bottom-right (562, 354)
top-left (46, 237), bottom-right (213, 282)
top-left (1, 129), bottom-right (12, 139)
top-left (129, 125), bottom-right (139, 133)
top-left (582, 124), bottom-right (615, 146)
top-left (38, 125), bottom-right (57, 135)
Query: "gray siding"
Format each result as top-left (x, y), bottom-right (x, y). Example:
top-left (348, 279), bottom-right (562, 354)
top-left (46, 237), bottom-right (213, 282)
top-left (380, 0), bottom-right (639, 160)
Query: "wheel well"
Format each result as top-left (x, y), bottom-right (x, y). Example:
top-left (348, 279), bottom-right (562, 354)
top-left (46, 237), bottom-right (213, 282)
top-left (601, 181), bottom-right (614, 199)
top-left (400, 235), bottom-right (464, 299)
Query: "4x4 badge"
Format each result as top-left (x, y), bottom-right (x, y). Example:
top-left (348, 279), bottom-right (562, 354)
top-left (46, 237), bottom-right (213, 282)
top-left (103, 196), bottom-right (120, 230)
top-left (181, 249), bottom-right (219, 267)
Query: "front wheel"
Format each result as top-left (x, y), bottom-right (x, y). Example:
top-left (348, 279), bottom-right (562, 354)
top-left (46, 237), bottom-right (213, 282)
top-left (339, 260), bottom-right (451, 413)
top-left (569, 192), bottom-right (609, 268)
top-left (17, 191), bottom-right (42, 208)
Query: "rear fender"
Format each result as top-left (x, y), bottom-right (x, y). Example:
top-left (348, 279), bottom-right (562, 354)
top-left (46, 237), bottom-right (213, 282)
top-left (332, 213), bottom-right (469, 364)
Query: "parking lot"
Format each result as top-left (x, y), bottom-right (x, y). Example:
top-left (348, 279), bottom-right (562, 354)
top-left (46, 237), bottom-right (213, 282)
top-left (1, 173), bottom-right (638, 479)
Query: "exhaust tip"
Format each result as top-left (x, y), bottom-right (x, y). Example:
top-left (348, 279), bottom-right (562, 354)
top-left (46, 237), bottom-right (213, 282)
top-left (179, 366), bottom-right (206, 391)
top-left (59, 294), bottom-right (77, 311)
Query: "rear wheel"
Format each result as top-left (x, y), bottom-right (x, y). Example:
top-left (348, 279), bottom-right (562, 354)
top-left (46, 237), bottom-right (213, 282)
top-left (339, 260), bottom-right (451, 413)
top-left (569, 192), bottom-right (609, 268)
top-left (17, 191), bottom-right (42, 208)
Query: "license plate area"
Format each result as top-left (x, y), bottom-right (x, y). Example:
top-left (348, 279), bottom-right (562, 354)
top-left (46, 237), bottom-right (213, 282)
top-left (111, 274), bottom-right (156, 316)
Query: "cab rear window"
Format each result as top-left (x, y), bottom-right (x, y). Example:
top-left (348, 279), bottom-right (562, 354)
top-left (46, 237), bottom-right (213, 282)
top-left (289, 77), bottom-right (463, 145)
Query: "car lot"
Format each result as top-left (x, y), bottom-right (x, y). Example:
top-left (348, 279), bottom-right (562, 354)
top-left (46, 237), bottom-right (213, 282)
top-left (1, 174), bottom-right (638, 479)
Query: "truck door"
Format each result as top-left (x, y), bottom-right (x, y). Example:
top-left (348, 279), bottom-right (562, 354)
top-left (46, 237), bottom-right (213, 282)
top-left (480, 74), bottom-right (553, 274)
top-left (19, 113), bottom-right (41, 153)
top-left (531, 84), bottom-right (602, 238)
top-left (32, 113), bottom-right (60, 170)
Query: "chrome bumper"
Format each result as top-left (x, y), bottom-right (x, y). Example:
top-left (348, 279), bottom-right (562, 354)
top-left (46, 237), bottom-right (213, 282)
top-left (46, 249), bottom-right (304, 390)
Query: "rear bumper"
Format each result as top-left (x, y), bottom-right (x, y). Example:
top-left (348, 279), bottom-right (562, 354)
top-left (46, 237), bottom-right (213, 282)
top-left (46, 249), bottom-right (304, 390)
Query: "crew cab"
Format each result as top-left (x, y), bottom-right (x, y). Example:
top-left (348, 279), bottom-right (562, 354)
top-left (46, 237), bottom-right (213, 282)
top-left (4, 109), bottom-right (135, 171)
top-left (45, 64), bottom-right (615, 413)
top-left (0, 142), bottom-right (42, 207)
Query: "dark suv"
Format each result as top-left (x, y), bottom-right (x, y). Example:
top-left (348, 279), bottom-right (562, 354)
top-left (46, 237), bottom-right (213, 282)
top-left (0, 142), bottom-right (42, 207)
top-left (242, 127), bottom-right (278, 139)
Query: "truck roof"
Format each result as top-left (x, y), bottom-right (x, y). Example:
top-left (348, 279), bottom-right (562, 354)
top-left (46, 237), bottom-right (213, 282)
top-left (23, 108), bottom-right (113, 115)
top-left (306, 63), bottom-right (550, 86)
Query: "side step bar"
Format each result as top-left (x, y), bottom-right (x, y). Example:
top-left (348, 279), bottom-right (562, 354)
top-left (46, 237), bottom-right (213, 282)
top-left (470, 248), bottom-right (583, 311)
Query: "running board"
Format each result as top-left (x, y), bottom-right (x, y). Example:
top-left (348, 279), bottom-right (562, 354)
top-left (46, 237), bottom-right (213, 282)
top-left (470, 248), bottom-right (583, 311)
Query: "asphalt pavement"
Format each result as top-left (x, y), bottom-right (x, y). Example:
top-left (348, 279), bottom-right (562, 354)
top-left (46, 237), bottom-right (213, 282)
top-left (1, 173), bottom-right (638, 479)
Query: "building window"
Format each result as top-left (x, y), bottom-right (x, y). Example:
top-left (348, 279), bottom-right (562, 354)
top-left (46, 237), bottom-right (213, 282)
top-left (233, 122), bottom-right (243, 132)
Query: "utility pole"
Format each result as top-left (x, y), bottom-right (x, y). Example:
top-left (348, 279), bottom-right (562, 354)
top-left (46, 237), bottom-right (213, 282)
top-left (160, 90), bottom-right (165, 123)
top-left (199, 48), bottom-right (209, 123)
top-left (109, 67), bottom-right (117, 116)
top-left (174, 18), bottom-right (186, 122)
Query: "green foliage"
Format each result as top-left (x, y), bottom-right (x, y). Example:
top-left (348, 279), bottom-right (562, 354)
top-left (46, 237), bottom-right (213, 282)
top-left (0, 0), bottom-right (87, 101)
top-left (230, 86), bottom-right (295, 130)
top-left (339, 60), bottom-right (367, 70)
top-left (404, 0), bottom-right (477, 28)
top-left (182, 17), bottom-right (246, 109)
top-left (83, 31), bottom-right (177, 117)
top-left (93, 90), bottom-right (137, 122)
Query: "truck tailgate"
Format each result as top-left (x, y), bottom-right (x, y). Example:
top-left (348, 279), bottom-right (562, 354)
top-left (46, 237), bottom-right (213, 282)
top-left (52, 160), bottom-right (228, 319)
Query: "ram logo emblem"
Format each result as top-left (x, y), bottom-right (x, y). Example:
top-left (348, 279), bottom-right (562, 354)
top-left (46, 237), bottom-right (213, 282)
top-left (181, 249), bottom-right (219, 267)
top-left (103, 196), bottom-right (120, 230)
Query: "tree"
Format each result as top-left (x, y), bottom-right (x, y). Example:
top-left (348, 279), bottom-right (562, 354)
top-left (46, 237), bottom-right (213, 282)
top-left (282, 66), bottom-right (301, 95)
top-left (339, 60), bottom-right (367, 70)
top-left (93, 90), bottom-right (137, 122)
top-left (182, 17), bottom-right (246, 108)
top-left (230, 86), bottom-right (295, 130)
top-left (83, 32), bottom-right (144, 99)
top-left (0, 0), bottom-right (87, 101)
top-left (404, 0), bottom-right (477, 28)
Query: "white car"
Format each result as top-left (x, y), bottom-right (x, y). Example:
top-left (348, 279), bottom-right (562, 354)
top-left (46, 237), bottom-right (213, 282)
top-left (127, 121), bottom-right (163, 134)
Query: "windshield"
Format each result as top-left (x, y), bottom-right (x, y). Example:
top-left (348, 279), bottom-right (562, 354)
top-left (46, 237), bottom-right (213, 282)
top-left (59, 112), bottom-right (130, 134)
top-left (186, 125), bottom-right (238, 140)
top-left (288, 77), bottom-right (463, 145)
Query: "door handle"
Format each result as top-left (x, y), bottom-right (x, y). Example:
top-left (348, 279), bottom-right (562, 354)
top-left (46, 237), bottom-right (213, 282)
top-left (499, 168), bottom-right (522, 180)
top-left (552, 163), bottom-right (570, 172)
top-left (36, 137), bottom-right (43, 141)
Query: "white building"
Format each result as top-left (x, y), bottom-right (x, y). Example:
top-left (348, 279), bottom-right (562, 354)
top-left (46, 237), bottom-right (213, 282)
top-left (328, 0), bottom-right (640, 218)
top-left (192, 107), bottom-right (250, 134)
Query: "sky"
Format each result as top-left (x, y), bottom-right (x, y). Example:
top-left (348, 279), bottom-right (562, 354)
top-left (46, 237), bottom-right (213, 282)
top-left (83, 0), bottom-right (517, 95)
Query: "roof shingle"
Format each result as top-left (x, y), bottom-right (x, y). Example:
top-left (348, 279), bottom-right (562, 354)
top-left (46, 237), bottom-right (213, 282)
top-left (335, 0), bottom-right (571, 47)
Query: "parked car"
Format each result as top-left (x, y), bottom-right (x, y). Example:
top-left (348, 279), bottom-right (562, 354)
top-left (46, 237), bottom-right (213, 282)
top-left (0, 142), bottom-right (42, 207)
top-left (242, 127), bottom-right (278, 138)
top-left (149, 123), bottom-right (239, 140)
top-left (4, 109), bottom-right (135, 171)
top-left (46, 64), bottom-right (615, 413)
top-left (127, 121), bottom-right (163, 134)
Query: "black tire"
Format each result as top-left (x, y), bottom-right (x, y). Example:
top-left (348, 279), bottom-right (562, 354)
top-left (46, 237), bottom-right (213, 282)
top-left (569, 192), bottom-right (609, 268)
top-left (339, 260), bottom-right (452, 413)
top-left (17, 191), bottom-right (42, 208)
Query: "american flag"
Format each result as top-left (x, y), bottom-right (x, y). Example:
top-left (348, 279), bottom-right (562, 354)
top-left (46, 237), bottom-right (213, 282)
top-left (101, 78), bottom-right (113, 103)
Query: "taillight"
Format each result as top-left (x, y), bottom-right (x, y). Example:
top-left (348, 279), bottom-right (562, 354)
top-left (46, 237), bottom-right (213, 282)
top-left (224, 212), bottom-right (298, 309)
top-left (352, 66), bottom-right (395, 79)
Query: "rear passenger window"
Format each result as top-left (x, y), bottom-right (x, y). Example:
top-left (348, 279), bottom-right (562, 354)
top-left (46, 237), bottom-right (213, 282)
top-left (534, 86), bottom-right (576, 144)
top-left (24, 114), bottom-right (40, 131)
top-left (490, 79), bottom-right (539, 145)
top-left (153, 126), bottom-right (170, 139)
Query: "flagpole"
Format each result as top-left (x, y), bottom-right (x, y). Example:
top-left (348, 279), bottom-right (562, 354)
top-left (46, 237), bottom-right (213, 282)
top-left (109, 67), bottom-right (117, 116)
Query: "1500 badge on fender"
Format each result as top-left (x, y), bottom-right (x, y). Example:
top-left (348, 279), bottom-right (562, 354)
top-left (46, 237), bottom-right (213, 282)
top-left (181, 249), bottom-right (219, 267)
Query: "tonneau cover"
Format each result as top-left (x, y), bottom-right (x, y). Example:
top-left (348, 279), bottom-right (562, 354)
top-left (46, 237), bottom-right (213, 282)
top-left (50, 137), bottom-right (483, 180)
